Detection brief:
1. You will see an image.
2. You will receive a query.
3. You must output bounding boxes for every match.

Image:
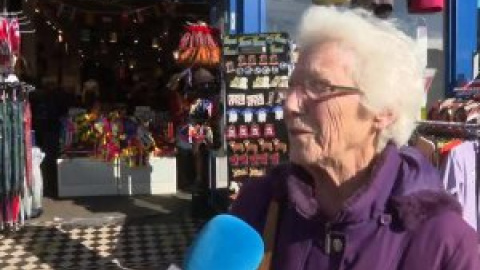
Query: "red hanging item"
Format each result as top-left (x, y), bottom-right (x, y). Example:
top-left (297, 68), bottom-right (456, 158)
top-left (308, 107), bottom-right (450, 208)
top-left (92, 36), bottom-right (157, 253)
top-left (176, 22), bottom-right (220, 67)
top-left (0, 18), bottom-right (11, 69)
top-left (9, 19), bottom-right (20, 56)
top-left (408, 0), bottom-right (443, 13)
top-left (24, 102), bottom-right (33, 190)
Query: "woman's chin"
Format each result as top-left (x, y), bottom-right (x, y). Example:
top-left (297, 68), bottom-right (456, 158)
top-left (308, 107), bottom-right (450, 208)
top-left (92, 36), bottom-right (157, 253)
top-left (289, 150), bottom-right (321, 166)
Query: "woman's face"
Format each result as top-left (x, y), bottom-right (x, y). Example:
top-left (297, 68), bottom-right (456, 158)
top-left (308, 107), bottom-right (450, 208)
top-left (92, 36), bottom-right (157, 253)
top-left (284, 42), bottom-right (377, 168)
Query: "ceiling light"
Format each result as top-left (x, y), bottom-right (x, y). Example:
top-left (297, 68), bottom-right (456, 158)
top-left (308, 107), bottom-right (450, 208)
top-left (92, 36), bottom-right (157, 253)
top-left (129, 60), bottom-right (136, 69)
top-left (110, 32), bottom-right (117, 43)
top-left (152, 38), bottom-right (159, 48)
top-left (172, 50), bottom-right (179, 60)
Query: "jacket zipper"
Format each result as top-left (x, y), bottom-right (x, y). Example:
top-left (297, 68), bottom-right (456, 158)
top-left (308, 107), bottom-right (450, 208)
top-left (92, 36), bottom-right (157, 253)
top-left (325, 222), bottom-right (343, 270)
top-left (324, 222), bottom-right (332, 255)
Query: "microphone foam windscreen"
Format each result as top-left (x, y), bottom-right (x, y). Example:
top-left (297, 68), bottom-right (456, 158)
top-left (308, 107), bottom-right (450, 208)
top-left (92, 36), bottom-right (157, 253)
top-left (184, 214), bottom-right (264, 270)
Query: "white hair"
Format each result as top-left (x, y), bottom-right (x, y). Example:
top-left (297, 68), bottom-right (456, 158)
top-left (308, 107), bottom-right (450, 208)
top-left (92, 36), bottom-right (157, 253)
top-left (297, 6), bottom-right (424, 151)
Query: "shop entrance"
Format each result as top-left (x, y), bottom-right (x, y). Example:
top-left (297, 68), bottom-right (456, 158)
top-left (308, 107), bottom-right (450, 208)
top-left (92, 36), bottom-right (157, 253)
top-left (10, 0), bottom-right (226, 225)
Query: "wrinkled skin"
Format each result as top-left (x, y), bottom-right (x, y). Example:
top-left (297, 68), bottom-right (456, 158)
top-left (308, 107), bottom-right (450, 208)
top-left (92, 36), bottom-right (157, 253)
top-left (284, 42), bottom-right (385, 212)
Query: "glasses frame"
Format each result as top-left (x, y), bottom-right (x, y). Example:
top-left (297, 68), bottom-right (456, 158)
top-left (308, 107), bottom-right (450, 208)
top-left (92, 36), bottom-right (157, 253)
top-left (286, 80), bottom-right (362, 111)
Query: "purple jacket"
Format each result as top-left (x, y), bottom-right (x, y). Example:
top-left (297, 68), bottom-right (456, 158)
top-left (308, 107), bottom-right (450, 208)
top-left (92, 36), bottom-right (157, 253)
top-left (230, 144), bottom-right (479, 270)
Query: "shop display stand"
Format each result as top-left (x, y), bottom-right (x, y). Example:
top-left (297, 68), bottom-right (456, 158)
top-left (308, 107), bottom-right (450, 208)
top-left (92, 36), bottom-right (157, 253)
top-left (57, 157), bottom-right (177, 197)
top-left (222, 32), bottom-right (292, 198)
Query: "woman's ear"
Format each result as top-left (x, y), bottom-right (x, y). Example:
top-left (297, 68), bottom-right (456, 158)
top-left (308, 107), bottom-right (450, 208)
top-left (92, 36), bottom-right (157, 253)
top-left (373, 109), bottom-right (396, 130)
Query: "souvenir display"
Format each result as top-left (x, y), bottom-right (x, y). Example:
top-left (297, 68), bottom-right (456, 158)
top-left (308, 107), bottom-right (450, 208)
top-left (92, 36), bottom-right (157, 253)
top-left (223, 33), bottom-right (291, 185)
top-left (60, 109), bottom-right (176, 167)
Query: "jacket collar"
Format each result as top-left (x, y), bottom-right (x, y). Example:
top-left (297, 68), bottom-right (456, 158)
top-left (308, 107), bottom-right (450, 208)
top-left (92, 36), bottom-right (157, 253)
top-left (280, 143), bottom-right (447, 225)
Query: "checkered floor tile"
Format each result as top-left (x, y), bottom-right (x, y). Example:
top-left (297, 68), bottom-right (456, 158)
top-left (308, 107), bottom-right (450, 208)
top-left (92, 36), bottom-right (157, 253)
top-left (0, 218), bottom-right (205, 270)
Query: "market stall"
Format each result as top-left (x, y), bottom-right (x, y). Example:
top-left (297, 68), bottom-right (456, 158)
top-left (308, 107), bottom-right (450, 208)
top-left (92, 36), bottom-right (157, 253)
top-left (30, 1), bottom-right (224, 197)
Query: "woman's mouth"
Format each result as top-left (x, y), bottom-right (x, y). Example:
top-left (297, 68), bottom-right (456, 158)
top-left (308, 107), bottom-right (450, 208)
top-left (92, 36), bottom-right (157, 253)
top-left (288, 128), bottom-right (313, 136)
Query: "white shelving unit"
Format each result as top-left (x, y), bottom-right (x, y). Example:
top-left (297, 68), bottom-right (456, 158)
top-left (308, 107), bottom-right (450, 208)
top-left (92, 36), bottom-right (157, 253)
top-left (57, 157), bottom-right (177, 197)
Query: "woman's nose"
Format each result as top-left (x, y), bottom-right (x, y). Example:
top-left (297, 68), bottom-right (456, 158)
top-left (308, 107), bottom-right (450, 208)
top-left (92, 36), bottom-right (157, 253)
top-left (283, 89), bottom-right (304, 116)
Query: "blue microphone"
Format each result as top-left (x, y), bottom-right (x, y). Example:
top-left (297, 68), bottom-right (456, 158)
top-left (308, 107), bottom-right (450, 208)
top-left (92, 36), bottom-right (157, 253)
top-left (184, 214), bottom-right (265, 270)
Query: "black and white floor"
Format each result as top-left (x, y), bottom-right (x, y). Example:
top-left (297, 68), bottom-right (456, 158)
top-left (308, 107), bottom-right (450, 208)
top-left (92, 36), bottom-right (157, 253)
top-left (0, 218), bottom-right (205, 270)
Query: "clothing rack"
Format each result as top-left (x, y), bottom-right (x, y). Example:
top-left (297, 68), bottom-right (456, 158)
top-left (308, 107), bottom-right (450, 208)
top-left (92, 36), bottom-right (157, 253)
top-left (0, 78), bottom-right (41, 233)
top-left (420, 80), bottom-right (480, 237)
top-left (414, 120), bottom-right (480, 237)
top-left (416, 120), bottom-right (480, 138)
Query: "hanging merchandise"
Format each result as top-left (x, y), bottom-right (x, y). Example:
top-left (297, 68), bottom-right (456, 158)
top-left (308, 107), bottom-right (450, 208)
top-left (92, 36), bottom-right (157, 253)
top-left (223, 33), bottom-right (291, 187)
top-left (171, 66), bottom-right (222, 147)
top-left (193, 68), bottom-right (215, 86)
top-left (0, 18), bottom-right (12, 71)
top-left (9, 19), bottom-right (20, 57)
top-left (408, 0), bottom-right (443, 13)
top-left (1, 80), bottom-right (40, 232)
top-left (176, 22), bottom-right (221, 67)
top-left (60, 109), bottom-right (176, 167)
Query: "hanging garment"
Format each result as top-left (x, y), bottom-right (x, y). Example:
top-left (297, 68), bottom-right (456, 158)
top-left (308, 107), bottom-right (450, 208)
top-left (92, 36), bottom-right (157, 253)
top-left (2, 100), bottom-right (12, 196)
top-left (24, 102), bottom-right (33, 190)
top-left (0, 102), bottom-right (4, 198)
top-left (441, 140), bottom-right (480, 237)
top-left (8, 19), bottom-right (20, 57)
top-left (0, 18), bottom-right (11, 70)
top-left (413, 135), bottom-right (437, 166)
top-left (10, 101), bottom-right (25, 195)
top-left (438, 139), bottom-right (463, 165)
top-left (22, 175), bottom-right (32, 219)
top-left (18, 101), bottom-right (25, 194)
top-left (11, 195), bottom-right (20, 223)
top-left (31, 147), bottom-right (44, 214)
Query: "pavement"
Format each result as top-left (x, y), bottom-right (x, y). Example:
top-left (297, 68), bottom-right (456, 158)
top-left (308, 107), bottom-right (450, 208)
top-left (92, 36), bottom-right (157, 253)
top-left (34, 192), bottom-right (196, 225)
top-left (0, 191), bottom-right (227, 270)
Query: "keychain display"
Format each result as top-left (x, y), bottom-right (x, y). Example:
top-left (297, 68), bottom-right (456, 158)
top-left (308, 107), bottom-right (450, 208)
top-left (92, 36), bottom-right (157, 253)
top-left (223, 32), bottom-right (291, 185)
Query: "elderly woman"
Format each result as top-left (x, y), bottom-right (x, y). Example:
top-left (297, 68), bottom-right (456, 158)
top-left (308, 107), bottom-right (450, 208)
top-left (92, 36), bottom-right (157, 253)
top-left (230, 7), bottom-right (479, 270)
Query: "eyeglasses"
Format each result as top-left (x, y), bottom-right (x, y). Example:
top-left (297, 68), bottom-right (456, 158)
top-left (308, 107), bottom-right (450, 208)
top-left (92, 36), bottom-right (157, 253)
top-left (284, 78), bottom-right (361, 110)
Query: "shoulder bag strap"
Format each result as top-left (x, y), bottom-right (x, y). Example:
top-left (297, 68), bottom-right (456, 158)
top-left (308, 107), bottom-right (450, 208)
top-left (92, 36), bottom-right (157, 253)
top-left (258, 200), bottom-right (280, 270)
